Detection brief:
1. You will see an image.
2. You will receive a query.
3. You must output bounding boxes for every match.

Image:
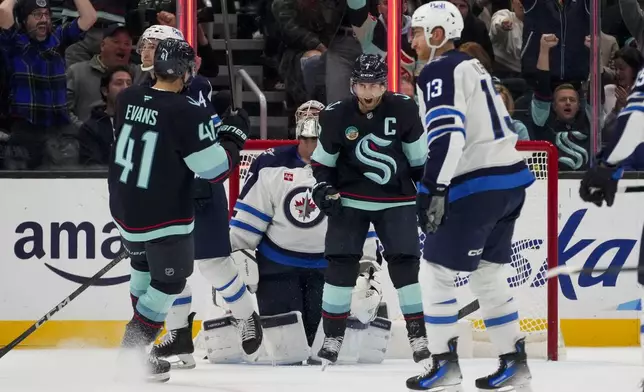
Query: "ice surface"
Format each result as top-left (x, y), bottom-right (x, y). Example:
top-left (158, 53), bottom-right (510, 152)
top-left (0, 348), bottom-right (641, 392)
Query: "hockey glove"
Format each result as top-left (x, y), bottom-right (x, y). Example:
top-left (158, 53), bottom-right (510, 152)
top-left (312, 182), bottom-right (342, 217)
top-left (416, 184), bottom-right (447, 234)
top-left (217, 107), bottom-right (250, 150)
top-left (579, 165), bottom-right (621, 207)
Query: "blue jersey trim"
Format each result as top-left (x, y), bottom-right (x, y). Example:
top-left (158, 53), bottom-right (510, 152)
top-left (257, 240), bottom-right (327, 269)
top-left (448, 168), bottom-right (535, 203)
top-left (234, 201), bottom-right (272, 222)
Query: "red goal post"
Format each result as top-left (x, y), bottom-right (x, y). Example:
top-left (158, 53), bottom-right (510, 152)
top-left (227, 140), bottom-right (561, 360)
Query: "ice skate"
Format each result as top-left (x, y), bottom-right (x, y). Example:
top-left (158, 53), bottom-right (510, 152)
top-left (317, 335), bottom-right (344, 370)
top-left (406, 318), bottom-right (431, 363)
top-left (475, 338), bottom-right (532, 391)
top-left (406, 337), bottom-right (463, 392)
top-left (150, 312), bottom-right (196, 369)
top-left (146, 355), bottom-right (171, 382)
top-left (116, 348), bottom-right (171, 383)
top-left (234, 311), bottom-right (264, 360)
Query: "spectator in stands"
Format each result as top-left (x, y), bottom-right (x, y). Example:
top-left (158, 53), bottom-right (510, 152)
top-left (582, 33), bottom-right (619, 85)
top-left (78, 66), bottom-right (132, 166)
top-left (0, 0), bottom-right (97, 170)
top-left (273, 0), bottom-right (362, 105)
top-left (531, 34), bottom-right (591, 171)
top-left (521, 0), bottom-right (589, 86)
top-left (347, 0), bottom-right (418, 80)
top-left (619, 0), bottom-right (644, 56)
top-left (603, 47), bottom-right (642, 116)
top-left (458, 41), bottom-right (493, 72)
top-left (489, 0), bottom-right (522, 78)
top-left (63, 0), bottom-right (136, 67)
top-left (448, 0), bottom-right (495, 62)
top-left (67, 24), bottom-right (135, 128)
top-left (495, 81), bottom-right (529, 140)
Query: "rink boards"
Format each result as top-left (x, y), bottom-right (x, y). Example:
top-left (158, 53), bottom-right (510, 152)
top-left (0, 176), bottom-right (643, 348)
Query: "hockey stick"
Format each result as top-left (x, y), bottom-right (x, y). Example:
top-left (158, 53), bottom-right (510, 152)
top-left (219, 0), bottom-right (237, 110)
top-left (618, 185), bottom-right (644, 193)
top-left (546, 264), bottom-right (640, 278)
top-left (0, 250), bottom-right (129, 359)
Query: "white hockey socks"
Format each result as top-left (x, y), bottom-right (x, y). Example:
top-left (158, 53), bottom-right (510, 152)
top-left (165, 284), bottom-right (192, 330)
top-left (198, 257), bottom-right (254, 319)
top-left (470, 261), bottom-right (523, 355)
top-left (422, 262), bottom-right (460, 354)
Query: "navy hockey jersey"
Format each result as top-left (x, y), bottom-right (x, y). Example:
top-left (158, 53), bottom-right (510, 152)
top-left (108, 86), bottom-right (233, 242)
top-left (230, 145), bottom-right (377, 268)
top-left (311, 92), bottom-right (427, 211)
top-left (602, 69), bottom-right (644, 166)
top-left (416, 50), bottom-right (534, 201)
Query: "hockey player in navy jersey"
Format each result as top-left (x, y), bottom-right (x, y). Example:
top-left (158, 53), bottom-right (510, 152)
top-left (311, 54), bottom-right (429, 367)
top-left (406, 2), bottom-right (535, 391)
top-left (217, 101), bottom-right (385, 366)
top-left (109, 38), bottom-right (250, 382)
top-left (142, 35), bottom-right (263, 366)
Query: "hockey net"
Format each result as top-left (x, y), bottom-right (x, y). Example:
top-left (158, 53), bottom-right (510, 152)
top-left (227, 140), bottom-right (563, 361)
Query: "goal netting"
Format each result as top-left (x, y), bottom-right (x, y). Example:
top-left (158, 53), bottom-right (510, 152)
top-left (227, 140), bottom-right (563, 361)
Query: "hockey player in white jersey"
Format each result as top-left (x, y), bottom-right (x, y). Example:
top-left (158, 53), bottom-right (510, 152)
top-left (578, 68), bottom-right (644, 392)
top-left (406, 2), bottom-right (536, 391)
top-left (200, 100), bottom-right (387, 366)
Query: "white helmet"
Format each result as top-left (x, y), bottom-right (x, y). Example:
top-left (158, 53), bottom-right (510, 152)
top-left (411, 1), bottom-right (464, 55)
top-left (137, 25), bottom-right (185, 54)
top-left (295, 100), bottom-right (325, 138)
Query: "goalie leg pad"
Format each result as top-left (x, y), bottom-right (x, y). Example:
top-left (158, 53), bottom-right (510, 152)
top-left (165, 284), bottom-right (192, 330)
top-left (260, 311), bottom-right (311, 365)
top-left (422, 261), bottom-right (461, 354)
top-left (469, 260), bottom-right (522, 355)
top-left (201, 315), bottom-right (244, 363)
top-left (357, 317), bottom-right (392, 364)
top-left (198, 257), bottom-right (254, 319)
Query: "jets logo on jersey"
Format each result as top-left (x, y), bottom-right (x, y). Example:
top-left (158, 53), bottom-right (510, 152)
top-left (282, 186), bottom-right (325, 228)
top-left (355, 134), bottom-right (398, 185)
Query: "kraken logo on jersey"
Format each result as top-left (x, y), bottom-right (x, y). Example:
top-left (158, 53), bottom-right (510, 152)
top-left (283, 186), bottom-right (325, 228)
top-left (355, 134), bottom-right (398, 185)
top-left (555, 131), bottom-right (589, 170)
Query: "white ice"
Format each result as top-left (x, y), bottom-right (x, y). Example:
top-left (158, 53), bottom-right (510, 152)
top-left (0, 348), bottom-right (641, 392)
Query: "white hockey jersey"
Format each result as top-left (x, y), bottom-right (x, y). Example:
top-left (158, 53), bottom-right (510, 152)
top-left (602, 68), bottom-right (644, 166)
top-left (416, 50), bottom-right (535, 202)
top-left (230, 145), bottom-right (377, 268)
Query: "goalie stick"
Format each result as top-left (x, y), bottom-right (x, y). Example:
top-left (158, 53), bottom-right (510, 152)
top-left (0, 250), bottom-right (129, 359)
top-left (219, 0), bottom-right (237, 110)
top-left (234, 249), bottom-right (482, 320)
top-left (619, 185), bottom-right (644, 193)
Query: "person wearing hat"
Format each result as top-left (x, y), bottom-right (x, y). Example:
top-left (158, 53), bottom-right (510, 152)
top-left (67, 23), bottom-right (141, 128)
top-left (0, 0), bottom-right (97, 169)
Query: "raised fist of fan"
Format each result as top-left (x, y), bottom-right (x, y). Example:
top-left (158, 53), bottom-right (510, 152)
top-left (540, 34), bottom-right (559, 48)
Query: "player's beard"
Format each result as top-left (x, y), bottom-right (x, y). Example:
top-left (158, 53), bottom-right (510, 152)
top-left (357, 95), bottom-right (383, 113)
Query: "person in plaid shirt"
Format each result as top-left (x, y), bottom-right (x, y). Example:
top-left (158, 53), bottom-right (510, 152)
top-left (0, 0), bottom-right (96, 169)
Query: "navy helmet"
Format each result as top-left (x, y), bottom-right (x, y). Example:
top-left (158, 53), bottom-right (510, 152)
top-left (351, 54), bottom-right (388, 85)
top-left (153, 38), bottom-right (196, 79)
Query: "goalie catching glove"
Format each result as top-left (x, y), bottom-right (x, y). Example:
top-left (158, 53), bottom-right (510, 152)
top-left (579, 164), bottom-right (622, 207)
top-left (350, 259), bottom-right (384, 324)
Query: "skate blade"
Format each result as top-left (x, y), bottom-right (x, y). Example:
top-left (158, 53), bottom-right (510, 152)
top-left (320, 359), bottom-right (332, 371)
top-left (148, 372), bottom-right (170, 383)
top-left (409, 385), bottom-right (462, 392)
top-left (477, 385), bottom-right (532, 392)
top-left (167, 354), bottom-right (196, 370)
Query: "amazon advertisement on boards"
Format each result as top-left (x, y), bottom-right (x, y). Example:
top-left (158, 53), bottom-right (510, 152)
top-left (0, 178), bottom-right (643, 347)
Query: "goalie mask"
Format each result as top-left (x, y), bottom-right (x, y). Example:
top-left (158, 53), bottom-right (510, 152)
top-left (295, 100), bottom-right (325, 138)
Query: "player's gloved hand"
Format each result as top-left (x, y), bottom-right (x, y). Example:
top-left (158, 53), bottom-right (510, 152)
top-left (416, 183), bottom-right (447, 234)
top-left (579, 165), bottom-right (621, 207)
top-left (218, 107), bottom-right (250, 150)
top-left (312, 182), bottom-right (342, 216)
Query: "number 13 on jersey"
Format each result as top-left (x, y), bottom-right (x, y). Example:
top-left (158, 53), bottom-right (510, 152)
top-left (114, 123), bottom-right (159, 189)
